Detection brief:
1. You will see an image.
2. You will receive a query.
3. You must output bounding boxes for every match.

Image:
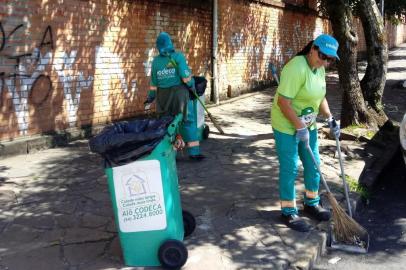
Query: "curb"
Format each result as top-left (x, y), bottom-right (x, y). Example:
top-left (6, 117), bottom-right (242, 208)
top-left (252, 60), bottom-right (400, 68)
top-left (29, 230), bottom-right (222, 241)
top-left (291, 231), bottom-right (326, 270)
top-left (0, 125), bottom-right (105, 159)
top-left (205, 88), bottom-right (275, 108)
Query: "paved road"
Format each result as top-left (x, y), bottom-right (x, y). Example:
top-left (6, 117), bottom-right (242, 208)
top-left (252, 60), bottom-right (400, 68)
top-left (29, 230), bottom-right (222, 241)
top-left (314, 150), bottom-right (406, 270)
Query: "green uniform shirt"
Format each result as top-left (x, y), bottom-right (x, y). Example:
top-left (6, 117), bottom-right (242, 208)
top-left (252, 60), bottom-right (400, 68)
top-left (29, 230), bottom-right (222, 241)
top-left (271, 55), bottom-right (326, 135)
top-left (150, 51), bottom-right (191, 88)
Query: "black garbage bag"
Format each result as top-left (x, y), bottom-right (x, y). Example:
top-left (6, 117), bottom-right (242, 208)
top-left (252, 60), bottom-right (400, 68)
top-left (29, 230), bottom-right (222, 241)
top-left (194, 76), bottom-right (207, 96)
top-left (89, 116), bottom-right (174, 166)
top-left (188, 76), bottom-right (207, 100)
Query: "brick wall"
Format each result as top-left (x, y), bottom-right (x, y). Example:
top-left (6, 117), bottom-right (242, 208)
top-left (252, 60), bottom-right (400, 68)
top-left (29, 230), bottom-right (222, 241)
top-left (0, 0), bottom-right (405, 143)
top-left (217, 0), bottom-right (330, 98)
top-left (0, 0), bottom-right (211, 141)
top-left (386, 22), bottom-right (406, 47)
top-left (217, 1), bottom-right (406, 98)
top-left (355, 18), bottom-right (406, 53)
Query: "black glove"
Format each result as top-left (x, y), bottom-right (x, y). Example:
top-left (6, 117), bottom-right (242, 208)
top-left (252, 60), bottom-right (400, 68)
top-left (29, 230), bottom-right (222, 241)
top-left (144, 90), bottom-right (156, 105)
top-left (184, 78), bottom-right (197, 100)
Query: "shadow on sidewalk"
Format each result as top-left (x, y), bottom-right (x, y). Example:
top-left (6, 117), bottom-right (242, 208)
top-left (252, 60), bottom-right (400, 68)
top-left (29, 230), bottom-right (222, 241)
top-left (5, 55), bottom-right (406, 267)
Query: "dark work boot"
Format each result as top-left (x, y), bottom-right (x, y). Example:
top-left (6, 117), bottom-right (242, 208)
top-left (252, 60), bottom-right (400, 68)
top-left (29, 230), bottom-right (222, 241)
top-left (303, 204), bottom-right (331, 221)
top-left (281, 214), bottom-right (311, 232)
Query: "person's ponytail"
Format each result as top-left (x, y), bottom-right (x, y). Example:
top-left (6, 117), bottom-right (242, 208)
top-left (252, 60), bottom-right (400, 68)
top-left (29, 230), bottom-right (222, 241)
top-left (296, 40), bottom-right (314, 56)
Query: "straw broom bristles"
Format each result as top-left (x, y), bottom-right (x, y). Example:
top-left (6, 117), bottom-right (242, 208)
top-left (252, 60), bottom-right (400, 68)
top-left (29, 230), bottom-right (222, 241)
top-left (303, 135), bottom-right (368, 246)
top-left (325, 192), bottom-right (368, 244)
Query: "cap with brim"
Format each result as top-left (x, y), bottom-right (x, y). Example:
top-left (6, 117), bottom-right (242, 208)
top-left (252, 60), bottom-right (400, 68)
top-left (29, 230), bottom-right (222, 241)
top-left (314, 34), bottom-right (340, 60)
top-left (156, 32), bottom-right (175, 56)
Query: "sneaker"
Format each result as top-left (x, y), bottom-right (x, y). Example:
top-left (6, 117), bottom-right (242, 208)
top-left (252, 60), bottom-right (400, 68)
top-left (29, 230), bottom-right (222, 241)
top-left (281, 214), bottom-right (311, 232)
top-left (189, 154), bottom-right (206, 161)
top-left (303, 204), bottom-right (331, 221)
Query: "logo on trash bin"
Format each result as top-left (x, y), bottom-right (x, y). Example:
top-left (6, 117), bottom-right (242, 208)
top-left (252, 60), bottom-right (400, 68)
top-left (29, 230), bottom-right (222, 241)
top-left (124, 173), bottom-right (149, 196)
top-left (113, 160), bottom-right (167, 232)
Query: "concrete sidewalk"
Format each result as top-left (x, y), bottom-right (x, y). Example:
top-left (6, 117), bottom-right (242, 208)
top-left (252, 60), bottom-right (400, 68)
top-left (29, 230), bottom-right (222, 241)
top-left (1, 44), bottom-right (406, 270)
top-left (0, 90), bottom-right (363, 270)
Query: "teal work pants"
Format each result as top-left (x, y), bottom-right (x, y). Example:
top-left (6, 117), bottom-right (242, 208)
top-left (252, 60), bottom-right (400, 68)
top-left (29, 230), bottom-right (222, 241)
top-left (273, 128), bottom-right (321, 216)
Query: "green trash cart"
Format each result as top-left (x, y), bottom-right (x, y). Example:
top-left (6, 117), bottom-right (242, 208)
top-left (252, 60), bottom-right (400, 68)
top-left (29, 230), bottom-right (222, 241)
top-left (89, 114), bottom-right (195, 269)
top-left (180, 76), bottom-right (210, 142)
top-left (181, 95), bottom-right (210, 142)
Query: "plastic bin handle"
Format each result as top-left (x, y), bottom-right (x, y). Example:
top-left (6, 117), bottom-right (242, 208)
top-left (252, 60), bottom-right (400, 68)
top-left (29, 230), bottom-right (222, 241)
top-left (167, 113), bottom-right (183, 136)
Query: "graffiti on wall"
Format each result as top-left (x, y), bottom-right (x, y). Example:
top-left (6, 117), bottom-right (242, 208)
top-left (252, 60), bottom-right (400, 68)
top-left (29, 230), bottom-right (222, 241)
top-left (143, 48), bottom-right (155, 77)
top-left (250, 35), bottom-right (268, 80)
top-left (54, 50), bottom-right (94, 126)
top-left (0, 21), bottom-right (96, 133)
top-left (95, 46), bottom-right (137, 107)
top-left (0, 22), bottom-right (54, 134)
top-left (0, 19), bottom-right (142, 135)
top-left (289, 20), bottom-right (317, 59)
top-left (229, 32), bottom-right (271, 81)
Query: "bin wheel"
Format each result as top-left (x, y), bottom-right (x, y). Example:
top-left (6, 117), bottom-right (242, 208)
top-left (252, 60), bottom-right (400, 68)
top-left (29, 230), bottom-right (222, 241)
top-left (182, 210), bottom-right (196, 238)
top-left (158, 239), bottom-right (188, 269)
top-left (203, 125), bottom-right (210, 140)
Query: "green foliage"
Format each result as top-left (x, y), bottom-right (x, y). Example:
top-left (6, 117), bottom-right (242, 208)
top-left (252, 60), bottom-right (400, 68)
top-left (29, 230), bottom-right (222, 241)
top-left (318, 0), bottom-right (406, 21)
top-left (345, 175), bottom-right (370, 200)
top-left (388, 16), bottom-right (403, 25)
top-left (317, 0), bottom-right (361, 16)
top-left (365, 130), bottom-right (376, 139)
top-left (342, 124), bottom-right (366, 132)
top-left (342, 124), bottom-right (377, 139)
top-left (379, 0), bottom-right (406, 19)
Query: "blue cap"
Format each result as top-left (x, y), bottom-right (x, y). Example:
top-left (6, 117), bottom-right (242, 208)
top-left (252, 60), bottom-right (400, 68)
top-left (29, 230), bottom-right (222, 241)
top-left (313, 34), bottom-right (340, 60)
top-left (156, 32), bottom-right (175, 56)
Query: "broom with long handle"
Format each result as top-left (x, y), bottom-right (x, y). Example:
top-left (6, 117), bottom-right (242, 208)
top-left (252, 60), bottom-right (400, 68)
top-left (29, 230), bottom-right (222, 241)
top-left (305, 142), bottom-right (368, 244)
top-left (335, 137), bottom-right (353, 217)
top-left (272, 64), bottom-right (367, 246)
top-left (189, 90), bottom-right (224, 135)
top-left (168, 57), bottom-right (224, 135)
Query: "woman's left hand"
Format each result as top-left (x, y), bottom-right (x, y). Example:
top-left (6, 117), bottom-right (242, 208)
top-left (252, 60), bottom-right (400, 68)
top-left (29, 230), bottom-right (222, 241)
top-left (328, 117), bottom-right (340, 139)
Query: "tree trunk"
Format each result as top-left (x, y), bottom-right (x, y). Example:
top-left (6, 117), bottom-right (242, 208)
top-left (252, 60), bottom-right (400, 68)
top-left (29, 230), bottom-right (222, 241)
top-left (357, 0), bottom-right (388, 126)
top-left (324, 0), bottom-right (377, 128)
